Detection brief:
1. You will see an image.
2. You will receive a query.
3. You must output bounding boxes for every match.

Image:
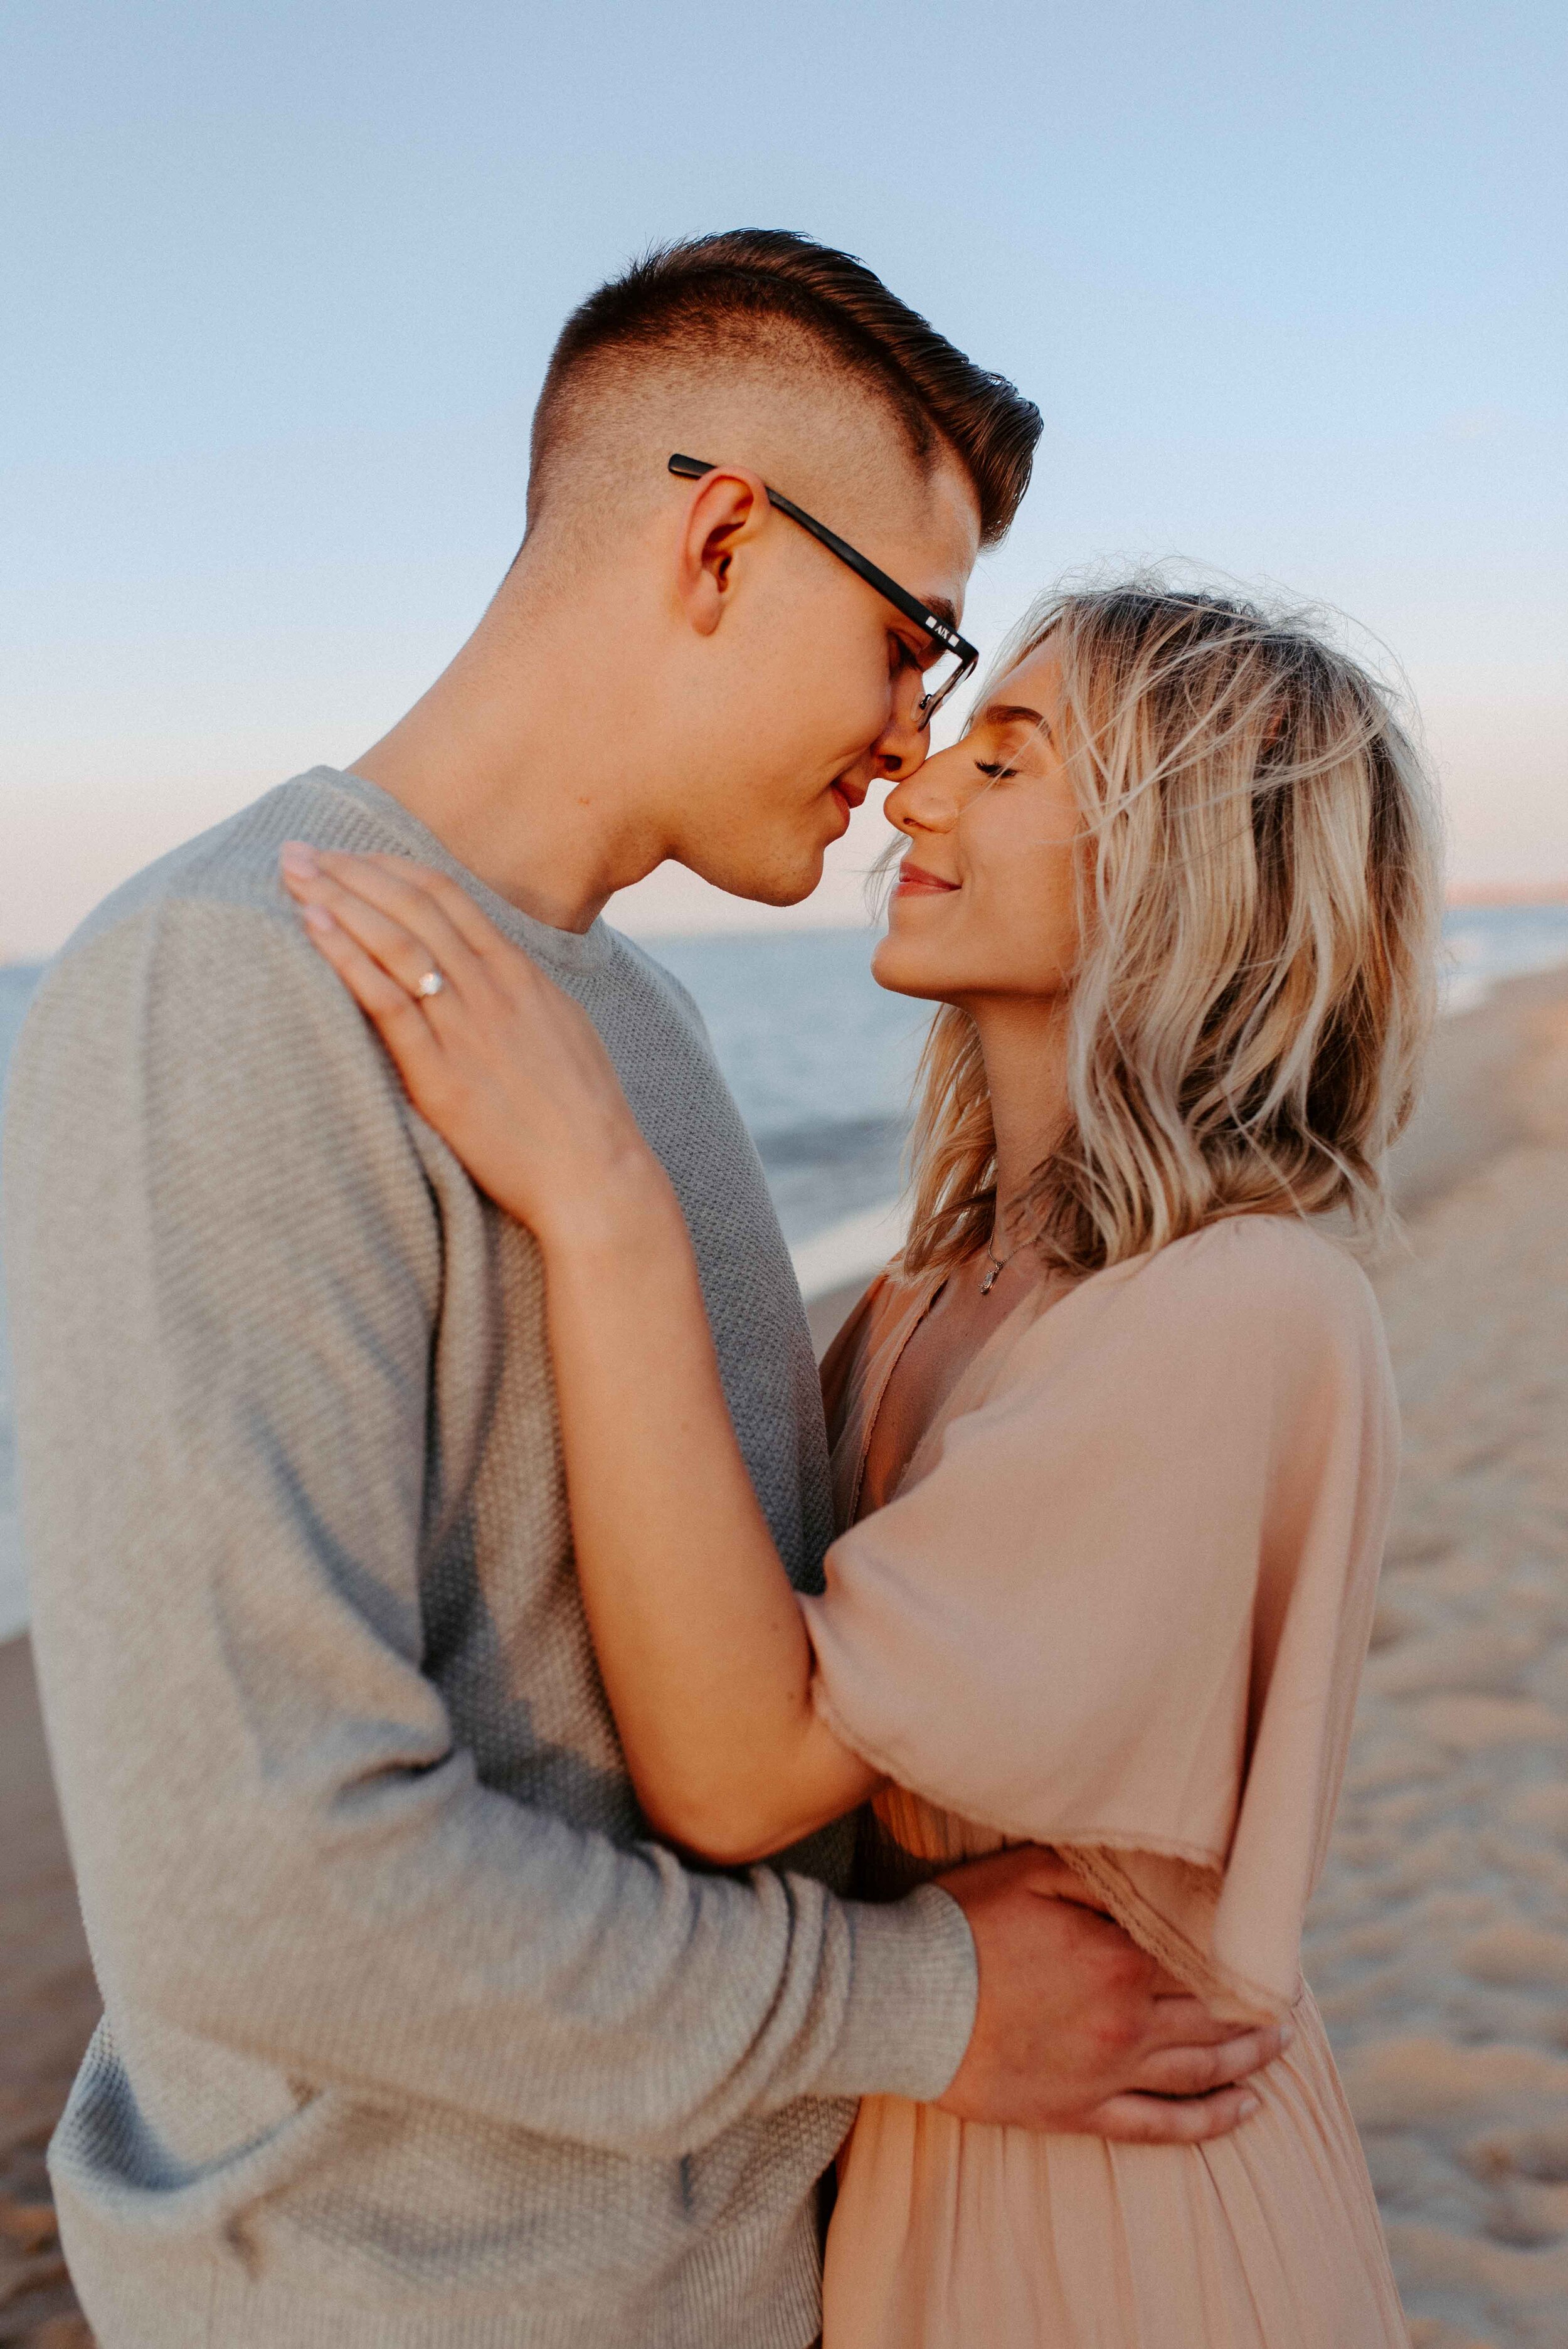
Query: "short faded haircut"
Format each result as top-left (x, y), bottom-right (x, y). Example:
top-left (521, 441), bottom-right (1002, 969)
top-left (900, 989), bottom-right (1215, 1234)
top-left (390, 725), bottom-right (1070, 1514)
top-left (527, 230), bottom-right (1042, 549)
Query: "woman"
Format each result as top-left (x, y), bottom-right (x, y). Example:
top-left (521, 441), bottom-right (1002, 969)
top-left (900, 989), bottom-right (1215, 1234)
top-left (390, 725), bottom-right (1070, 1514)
top-left (282, 583), bottom-right (1438, 2345)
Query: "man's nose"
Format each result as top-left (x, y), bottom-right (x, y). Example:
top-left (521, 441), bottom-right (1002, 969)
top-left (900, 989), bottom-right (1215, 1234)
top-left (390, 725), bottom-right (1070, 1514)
top-left (871, 677), bottom-right (931, 782)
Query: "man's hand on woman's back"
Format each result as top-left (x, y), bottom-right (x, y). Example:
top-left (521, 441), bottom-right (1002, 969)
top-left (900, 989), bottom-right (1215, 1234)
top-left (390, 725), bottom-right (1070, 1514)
top-left (933, 1847), bottom-right (1287, 2141)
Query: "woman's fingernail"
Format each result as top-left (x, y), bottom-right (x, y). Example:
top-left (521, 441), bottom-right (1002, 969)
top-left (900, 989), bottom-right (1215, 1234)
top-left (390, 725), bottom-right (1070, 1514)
top-left (280, 841), bottom-right (319, 878)
top-left (301, 902), bottom-right (336, 934)
top-left (1278, 2022), bottom-right (1295, 2050)
top-left (1238, 2093), bottom-right (1260, 2119)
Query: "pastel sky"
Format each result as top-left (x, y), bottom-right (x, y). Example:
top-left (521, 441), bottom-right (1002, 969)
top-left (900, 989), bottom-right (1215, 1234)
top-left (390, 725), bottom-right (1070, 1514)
top-left (3, 0), bottom-right (1564, 958)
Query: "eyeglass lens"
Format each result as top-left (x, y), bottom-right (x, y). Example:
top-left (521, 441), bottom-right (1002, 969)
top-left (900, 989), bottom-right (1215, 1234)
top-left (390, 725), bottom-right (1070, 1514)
top-left (918, 645), bottom-right (967, 710)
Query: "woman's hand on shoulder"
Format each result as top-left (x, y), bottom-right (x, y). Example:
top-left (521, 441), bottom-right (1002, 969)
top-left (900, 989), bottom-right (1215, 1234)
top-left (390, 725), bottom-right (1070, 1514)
top-left (279, 844), bottom-right (672, 1253)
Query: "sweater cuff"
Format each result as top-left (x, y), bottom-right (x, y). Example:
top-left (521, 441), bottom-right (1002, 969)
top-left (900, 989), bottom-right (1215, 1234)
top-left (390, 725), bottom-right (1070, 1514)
top-left (812, 1884), bottom-right (978, 2103)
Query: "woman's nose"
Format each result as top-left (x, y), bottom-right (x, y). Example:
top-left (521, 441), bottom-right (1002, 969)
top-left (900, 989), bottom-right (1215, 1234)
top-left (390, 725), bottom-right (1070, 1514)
top-left (884, 745), bottom-right (967, 835)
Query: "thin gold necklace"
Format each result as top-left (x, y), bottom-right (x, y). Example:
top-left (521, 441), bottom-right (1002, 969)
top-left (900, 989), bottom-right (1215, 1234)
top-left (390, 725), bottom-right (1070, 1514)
top-left (980, 1237), bottom-right (1014, 1296)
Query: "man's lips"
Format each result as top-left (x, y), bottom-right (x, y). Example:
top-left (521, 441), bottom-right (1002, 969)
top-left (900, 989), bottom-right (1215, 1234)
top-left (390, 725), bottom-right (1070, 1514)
top-left (828, 776), bottom-right (869, 818)
top-left (894, 861), bottom-right (960, 896)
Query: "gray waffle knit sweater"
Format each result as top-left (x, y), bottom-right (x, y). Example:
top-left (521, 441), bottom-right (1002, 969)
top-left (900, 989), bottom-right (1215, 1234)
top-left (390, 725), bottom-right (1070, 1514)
top-left (2, 769), bottom-right (977, 2349)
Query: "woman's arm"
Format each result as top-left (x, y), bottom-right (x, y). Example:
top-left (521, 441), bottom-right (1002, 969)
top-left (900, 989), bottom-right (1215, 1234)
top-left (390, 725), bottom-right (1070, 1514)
top-left (544, 1176), bottom-right (883, 1859)
top-left (280, 842), bottom-right (882, 1862)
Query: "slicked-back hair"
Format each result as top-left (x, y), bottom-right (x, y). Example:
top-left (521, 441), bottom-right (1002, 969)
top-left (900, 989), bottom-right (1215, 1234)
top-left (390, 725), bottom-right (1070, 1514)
top-left (528, 230), bottom-right (1041, 548)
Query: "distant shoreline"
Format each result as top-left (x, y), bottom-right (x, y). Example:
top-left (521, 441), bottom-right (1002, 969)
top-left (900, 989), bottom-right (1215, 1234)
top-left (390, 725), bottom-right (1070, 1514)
top-left (4, 881), bottom-right (1568, 972)
top-left (1445, 883), bottom-right (1568, 906)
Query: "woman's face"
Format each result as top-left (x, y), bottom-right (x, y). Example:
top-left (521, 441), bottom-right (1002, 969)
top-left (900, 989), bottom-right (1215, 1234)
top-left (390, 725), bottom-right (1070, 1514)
top-left (872, 644), bottom-right (1083, 1010)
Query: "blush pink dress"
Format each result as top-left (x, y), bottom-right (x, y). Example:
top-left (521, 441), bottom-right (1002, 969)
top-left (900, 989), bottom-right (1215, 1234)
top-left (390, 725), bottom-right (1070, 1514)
top-left (803, 1216), bottom-right (1409, 2349)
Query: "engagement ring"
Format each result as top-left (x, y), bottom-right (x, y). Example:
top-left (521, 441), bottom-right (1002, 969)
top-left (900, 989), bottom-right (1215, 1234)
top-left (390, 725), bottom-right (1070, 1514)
top-left (415, 969), bottom-right (445, 999)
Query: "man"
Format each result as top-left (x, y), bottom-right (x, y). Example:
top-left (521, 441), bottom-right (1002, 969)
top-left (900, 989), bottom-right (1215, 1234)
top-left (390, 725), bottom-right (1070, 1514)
top-left (4, 232), bottom-right (1280, 2349)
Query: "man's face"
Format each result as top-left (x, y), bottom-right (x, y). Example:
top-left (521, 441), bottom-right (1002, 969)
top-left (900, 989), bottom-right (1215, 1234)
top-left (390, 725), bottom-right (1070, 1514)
top-left (661, 451), bottom-right (982, 906)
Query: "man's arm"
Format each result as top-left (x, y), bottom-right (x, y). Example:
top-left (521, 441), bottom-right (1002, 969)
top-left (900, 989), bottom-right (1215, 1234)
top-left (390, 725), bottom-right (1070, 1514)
top-left (3, 896), bottom-right (977, 2157)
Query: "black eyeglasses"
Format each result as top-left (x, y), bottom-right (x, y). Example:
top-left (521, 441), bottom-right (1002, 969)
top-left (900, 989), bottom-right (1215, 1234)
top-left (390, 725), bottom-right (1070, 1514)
top-left (668, 453), bottom-right (978, 729)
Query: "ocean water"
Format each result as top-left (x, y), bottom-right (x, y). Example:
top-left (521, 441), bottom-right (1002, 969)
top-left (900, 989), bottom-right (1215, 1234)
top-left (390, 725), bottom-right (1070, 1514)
top-left (652, 929), bottom-right (926, 1248)
top-left (3, 901), bottom-right (1567, 1641)
top-left (1, 965), bottom-right (41, 1640)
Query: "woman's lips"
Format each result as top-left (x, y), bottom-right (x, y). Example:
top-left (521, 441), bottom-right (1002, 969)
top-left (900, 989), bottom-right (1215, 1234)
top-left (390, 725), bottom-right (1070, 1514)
top-left (894, 861), bottom-right (960, 896)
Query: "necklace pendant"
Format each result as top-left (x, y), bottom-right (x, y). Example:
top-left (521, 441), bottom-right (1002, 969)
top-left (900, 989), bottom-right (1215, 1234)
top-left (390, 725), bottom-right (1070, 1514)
top-left (980, 1260), bottom-right (1000, 1296)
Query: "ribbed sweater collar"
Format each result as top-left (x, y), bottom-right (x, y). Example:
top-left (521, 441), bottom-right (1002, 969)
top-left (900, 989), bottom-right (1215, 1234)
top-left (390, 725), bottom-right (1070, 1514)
top-left (307, 766), bottom-right (616, 978)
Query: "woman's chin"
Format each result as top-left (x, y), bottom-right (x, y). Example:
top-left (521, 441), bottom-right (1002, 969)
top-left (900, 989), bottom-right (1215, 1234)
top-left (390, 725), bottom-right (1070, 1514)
top-left (871, 940), bottom-right (952, 1004)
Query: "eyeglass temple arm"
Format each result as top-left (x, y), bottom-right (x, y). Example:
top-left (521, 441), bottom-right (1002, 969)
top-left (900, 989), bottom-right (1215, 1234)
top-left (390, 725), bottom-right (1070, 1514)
top-left (667, 454), bottom-right (975, 663)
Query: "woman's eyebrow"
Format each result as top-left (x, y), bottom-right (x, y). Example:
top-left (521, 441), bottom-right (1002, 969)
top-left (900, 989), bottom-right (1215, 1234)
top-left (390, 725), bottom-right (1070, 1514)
top-left (975, 701), bottom-right (1050, 736)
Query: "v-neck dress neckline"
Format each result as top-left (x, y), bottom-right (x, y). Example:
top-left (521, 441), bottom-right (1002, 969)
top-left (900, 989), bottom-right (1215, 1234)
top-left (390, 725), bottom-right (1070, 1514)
top-left (829, 1262), bottom-right (1060, 1532)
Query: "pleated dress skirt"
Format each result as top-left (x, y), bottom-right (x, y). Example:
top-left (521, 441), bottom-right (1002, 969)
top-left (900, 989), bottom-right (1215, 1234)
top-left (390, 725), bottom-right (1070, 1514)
top-left (822, 1796), bottom-right (1407, 2349)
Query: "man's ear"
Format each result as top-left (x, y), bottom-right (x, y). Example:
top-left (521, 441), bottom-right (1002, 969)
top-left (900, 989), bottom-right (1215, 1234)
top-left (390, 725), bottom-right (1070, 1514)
top-left (672, 467), bottom-right (771, 639)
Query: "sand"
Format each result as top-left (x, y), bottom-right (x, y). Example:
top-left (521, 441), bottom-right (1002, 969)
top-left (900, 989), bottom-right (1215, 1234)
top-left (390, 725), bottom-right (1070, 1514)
top-left (1305, 963), bottom-right (1568, 2349)
top-left (0, 1640), bottom-right (93, 2347)
top-left (3, 962), bottom-right (1568, 2346)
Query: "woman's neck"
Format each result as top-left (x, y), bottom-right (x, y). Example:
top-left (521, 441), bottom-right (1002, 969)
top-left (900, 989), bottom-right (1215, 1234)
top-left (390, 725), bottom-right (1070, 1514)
top-left (968, 996), bottom-right (1073, 1247)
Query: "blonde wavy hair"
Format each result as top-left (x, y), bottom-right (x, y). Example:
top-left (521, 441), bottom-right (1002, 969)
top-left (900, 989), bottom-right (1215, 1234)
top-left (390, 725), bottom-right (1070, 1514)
top-left (900, 581), bottom-right (1443, 1279)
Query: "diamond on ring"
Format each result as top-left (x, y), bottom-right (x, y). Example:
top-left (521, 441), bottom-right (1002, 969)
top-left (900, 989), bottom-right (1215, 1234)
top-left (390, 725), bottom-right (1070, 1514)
top-left (415, 969), bottom-right (445, 999)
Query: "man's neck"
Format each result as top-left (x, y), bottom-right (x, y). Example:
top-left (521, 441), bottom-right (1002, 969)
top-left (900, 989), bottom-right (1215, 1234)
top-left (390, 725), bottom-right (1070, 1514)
top-left (350, 577), bottom-right (671, 935)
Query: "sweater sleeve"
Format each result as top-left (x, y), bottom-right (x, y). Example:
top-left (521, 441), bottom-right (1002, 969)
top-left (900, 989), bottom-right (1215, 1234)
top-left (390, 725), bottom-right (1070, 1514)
top-left (3, 896), bottom-right (975, 2156)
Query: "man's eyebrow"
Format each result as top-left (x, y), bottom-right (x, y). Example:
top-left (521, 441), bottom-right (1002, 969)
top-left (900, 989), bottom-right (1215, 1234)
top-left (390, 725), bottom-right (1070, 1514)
top-left (918, 593), bottom-right (960, 633)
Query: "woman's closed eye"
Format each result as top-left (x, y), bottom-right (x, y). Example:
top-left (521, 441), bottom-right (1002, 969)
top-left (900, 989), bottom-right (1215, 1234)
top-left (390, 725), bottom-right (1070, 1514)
top-left (973, 758), bottom-right (1021, 782)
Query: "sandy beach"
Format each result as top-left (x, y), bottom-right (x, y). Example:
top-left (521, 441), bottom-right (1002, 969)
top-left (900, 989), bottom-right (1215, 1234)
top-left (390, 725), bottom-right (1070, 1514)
top-left (4, 962), bottom-right (1568, 2347)
top-left (1306, 961), bottom-right (1568, 2349)
top-left (0, 1639), bottom-right (93, 2347)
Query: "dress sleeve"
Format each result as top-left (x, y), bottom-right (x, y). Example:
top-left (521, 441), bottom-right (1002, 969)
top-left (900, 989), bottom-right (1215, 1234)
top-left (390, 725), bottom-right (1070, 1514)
top-left (800, 1217), bottom-right (1399, 2018)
